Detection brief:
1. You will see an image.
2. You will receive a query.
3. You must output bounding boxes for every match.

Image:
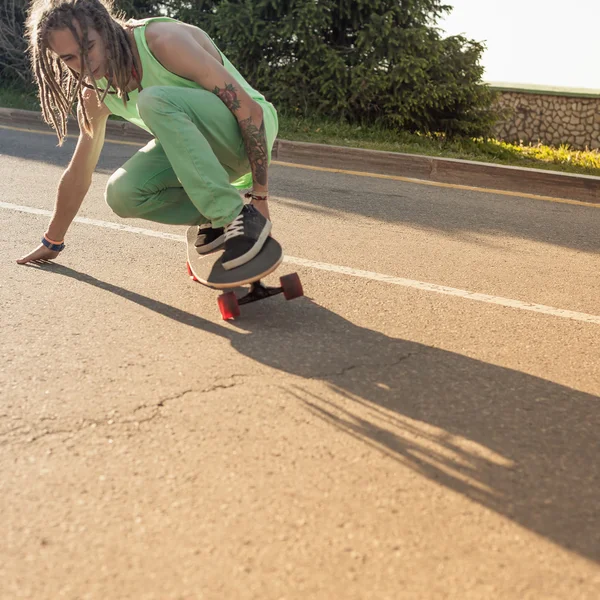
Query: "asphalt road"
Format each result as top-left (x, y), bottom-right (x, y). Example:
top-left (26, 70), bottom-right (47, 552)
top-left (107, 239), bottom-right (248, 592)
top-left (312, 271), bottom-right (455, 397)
top-left (1, 125), bottom-right (600, 599)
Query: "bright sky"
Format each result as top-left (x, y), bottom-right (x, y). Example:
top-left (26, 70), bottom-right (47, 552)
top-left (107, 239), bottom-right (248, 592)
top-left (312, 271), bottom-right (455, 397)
top-left (439, 0), bottom-right (600, 89)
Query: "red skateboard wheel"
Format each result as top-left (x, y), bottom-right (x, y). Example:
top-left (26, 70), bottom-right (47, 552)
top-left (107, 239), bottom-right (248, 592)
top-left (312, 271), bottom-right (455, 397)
top-left (280, 273), bottom-right (303, 300)
top-left (186, 261), bottom-right (198, 282)
top-left (218, 291), bottom-right (240, 320)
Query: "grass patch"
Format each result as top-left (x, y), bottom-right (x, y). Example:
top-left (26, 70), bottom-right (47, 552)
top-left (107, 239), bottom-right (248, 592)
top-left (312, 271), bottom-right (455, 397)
top-left (0, 84), bottom-right (41, 112)
top-left (2, 84), bottom-right (599, 177)
top-left (278, 113), bottom-right (600, 177)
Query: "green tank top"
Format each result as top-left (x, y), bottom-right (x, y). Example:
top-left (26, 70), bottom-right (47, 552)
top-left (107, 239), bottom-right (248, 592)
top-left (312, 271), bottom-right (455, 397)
top-left (98, 17), bottom-right (271, 133)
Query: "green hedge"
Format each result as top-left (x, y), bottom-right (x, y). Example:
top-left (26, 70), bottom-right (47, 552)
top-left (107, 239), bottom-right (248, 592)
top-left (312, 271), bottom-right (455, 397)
top-left (1, 0), bottom-right (498, 138)
top-left (170, 0), bottom-right (498, 137)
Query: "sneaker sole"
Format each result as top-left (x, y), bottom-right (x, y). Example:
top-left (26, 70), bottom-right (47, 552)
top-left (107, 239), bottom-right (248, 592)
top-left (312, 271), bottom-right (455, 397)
top-left (195, 233), bottom-right (226, 254)
top-left (221, 221), bottom-right (273, 270)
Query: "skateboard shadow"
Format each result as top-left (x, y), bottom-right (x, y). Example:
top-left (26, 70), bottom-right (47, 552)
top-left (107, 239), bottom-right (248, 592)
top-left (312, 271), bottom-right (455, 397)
top-left (28, 262), bottom-right (600, 563)
top-left (226, 297), bottom-right (600, 565)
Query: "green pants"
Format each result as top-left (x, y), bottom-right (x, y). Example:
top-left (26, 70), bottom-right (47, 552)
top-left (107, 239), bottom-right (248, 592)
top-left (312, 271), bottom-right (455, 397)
top-left (104, 86), bottom-right (278, 228)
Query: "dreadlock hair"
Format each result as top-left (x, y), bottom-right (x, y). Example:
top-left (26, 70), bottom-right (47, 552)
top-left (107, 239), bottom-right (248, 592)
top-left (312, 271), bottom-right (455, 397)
top-left (26, 0), bottom-right (141, 145)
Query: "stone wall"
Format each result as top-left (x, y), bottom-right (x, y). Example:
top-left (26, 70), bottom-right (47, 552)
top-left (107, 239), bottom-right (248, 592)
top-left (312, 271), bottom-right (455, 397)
top-left (490, 84), bottom-right (600, 150)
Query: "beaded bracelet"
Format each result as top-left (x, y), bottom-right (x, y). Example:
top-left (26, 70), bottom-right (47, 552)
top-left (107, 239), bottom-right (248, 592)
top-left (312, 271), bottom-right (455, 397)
top-left (244, 192), bottom-right (269, 202)
top-left (41, 235), bottom-right (65, 252)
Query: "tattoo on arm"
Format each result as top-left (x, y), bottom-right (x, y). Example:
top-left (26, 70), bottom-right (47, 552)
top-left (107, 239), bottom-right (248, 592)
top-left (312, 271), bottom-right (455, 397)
top-left (212, 83), bottom-right (241, 112)
top-left (238, 116), bottom-right (268, 186)
top-left (213, 82), bottom-right (268, 187)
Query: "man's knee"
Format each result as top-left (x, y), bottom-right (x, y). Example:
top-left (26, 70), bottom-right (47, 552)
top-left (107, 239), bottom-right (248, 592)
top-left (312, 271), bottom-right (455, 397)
top-left (137, 87), bottom-right (168, 122)
top-left (105, 169), bottom-right (138, 218)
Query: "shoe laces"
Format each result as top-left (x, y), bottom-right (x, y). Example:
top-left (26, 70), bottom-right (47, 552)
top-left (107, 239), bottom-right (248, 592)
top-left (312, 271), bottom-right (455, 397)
top-left (224, 213), bottom-right (244, 241)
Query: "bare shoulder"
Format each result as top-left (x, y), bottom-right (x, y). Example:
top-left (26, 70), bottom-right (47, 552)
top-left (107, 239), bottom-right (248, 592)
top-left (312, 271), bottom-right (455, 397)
top-left (79, 86), bottom-right (111, 121)
top-left (145, 20), bottom-right (222, 63)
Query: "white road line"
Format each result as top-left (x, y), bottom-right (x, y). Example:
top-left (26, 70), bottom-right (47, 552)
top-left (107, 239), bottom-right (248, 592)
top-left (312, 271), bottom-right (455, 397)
top-left (4, 200), bottom-right (600, 325)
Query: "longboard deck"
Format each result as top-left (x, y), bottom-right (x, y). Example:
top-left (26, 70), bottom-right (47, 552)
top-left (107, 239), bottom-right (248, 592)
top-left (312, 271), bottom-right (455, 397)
top-left (186, 226), bottom-right (283, 289)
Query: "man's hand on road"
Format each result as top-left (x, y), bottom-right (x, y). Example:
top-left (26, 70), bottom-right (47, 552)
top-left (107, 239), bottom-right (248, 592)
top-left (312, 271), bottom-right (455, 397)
top-left (17, 244), bottom-right (61, 265)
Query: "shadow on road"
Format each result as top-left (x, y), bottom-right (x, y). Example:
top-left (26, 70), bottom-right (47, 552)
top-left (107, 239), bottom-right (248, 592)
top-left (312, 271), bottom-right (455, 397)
top-left (0, 126), bottom-right (138, 174)
top-left (3, 126), bottom-right (600, 254)
top-left (274, 171), bottom-right (600, 255)
top-left (30, 262), bottom-right (600, 563)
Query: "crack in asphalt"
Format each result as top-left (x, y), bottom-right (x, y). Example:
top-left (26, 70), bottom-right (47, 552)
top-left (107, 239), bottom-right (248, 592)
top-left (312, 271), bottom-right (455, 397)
top-left (134, 374), bottom-right (252, 416)
top-left (312, 352), bottom-right (417, 379)
top-left (0, 419), bottom-right (102, 446)
top-left (0, 357), bottom-right (417, 447)
top-left (0, 375), bottom-right (252, 447)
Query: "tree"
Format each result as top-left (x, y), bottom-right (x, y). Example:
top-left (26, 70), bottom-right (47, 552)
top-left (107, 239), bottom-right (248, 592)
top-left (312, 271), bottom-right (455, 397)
top-left (0, 0), bottom-right (162, 85)
top-left (1, 0), bottom-right (497, 137)
top-left (175, 0), bottom-right (497, 137)
top-left (0, 0), bottom-right (29, 84)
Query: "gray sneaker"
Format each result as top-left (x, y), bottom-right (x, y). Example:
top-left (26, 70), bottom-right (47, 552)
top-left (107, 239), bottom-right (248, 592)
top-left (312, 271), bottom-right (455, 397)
top-left (194, 224), bottom-right (226, 254)
top-left (221, 205), bottom-right (271, 270)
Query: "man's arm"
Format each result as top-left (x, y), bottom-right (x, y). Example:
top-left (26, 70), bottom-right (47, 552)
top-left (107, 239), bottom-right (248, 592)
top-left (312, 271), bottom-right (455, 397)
top-left (47, 91), bottom-right (110, 240)
top-left (146, 22), bottom-right (270, 197)
top-left (17, 89), bottom-right (109, 264)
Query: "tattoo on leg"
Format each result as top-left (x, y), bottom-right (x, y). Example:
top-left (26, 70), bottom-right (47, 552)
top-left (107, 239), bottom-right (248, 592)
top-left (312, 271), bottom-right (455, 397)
top-left (239, 116), bottom-right (268, 187)
top-left (212, 83), bottom-right (241, 112)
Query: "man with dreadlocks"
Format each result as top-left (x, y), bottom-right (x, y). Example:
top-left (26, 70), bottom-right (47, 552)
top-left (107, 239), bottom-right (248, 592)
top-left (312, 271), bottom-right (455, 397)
top-left (18, 0), bottom-right (278, 271)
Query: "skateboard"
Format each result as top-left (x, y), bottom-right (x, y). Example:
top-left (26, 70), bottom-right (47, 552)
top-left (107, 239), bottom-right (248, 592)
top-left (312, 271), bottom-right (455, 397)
top-left (185, 226), bottom-right (303, 320)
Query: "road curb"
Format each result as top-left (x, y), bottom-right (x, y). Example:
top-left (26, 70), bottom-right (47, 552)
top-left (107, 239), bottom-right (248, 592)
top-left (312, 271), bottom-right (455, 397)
top-left (2, 106), bottom-right (599, 205)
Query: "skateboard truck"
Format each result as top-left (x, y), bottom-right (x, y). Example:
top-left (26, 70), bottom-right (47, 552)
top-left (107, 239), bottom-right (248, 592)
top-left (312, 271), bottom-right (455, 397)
top-left (239, 281), bottom-right (285, 304)
top-left (217, 273), bottom-right (303, 320)
top-left (185, 227), bottom-right (303, 320)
